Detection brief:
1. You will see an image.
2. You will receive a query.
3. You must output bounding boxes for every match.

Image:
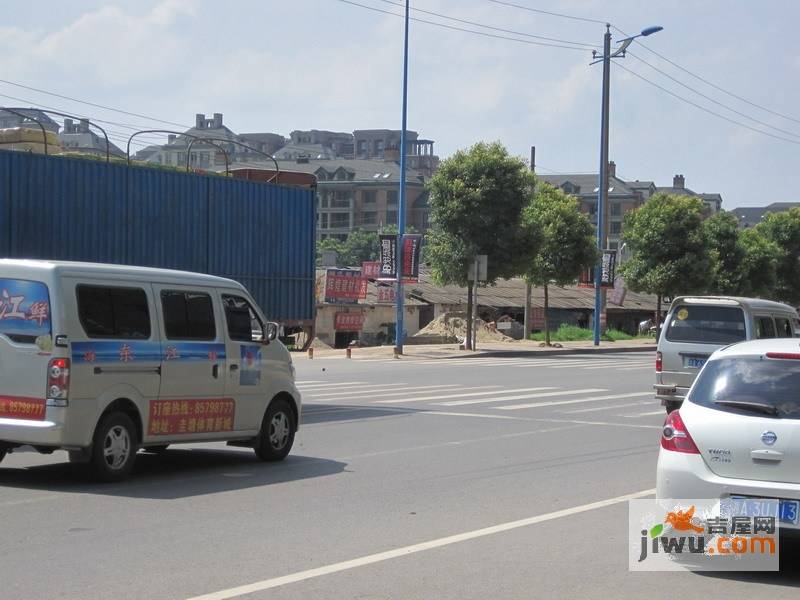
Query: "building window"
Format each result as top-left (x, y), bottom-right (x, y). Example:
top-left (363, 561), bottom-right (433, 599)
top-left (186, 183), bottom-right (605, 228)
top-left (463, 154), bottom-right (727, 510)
top-left (386, 210), bottom-right (398, 225)
top-left (376, 140), bottom-right (385, 155)
top-left (608, 241), bottom-right (619, 250)
top-left (330, 213), bottom-right (350, 228)
top-left (387, 190), bottom-right (398, 206)
top-left (363, 190), bottom-right (376, 204)
top-left (321, 214), bottom-right (329, 228)
top-left (361, 211), bottom-right (378, 225)
top-left (331, 191), bottom-right (352, 208)
top-left (610, 221), bottom-right (622, 235)
top-left (610, 202), bottom-right (621, 216)
top-left (357, 140), bottom-right (367, 157)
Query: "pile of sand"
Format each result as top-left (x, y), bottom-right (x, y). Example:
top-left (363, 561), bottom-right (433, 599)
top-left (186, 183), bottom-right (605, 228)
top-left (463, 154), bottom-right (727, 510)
top-left (309, 337), bottom-right (333, 350)
top-left (415, 312), bottom-right (514, 343)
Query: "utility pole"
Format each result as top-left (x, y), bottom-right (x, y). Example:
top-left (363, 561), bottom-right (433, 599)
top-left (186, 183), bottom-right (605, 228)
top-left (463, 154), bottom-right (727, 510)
top-left (524, 145), bottom-right (535, 341)
top-left (395, 0), bottom-right (410, 355)
top-left (593, 25), bottom-right (612, 346)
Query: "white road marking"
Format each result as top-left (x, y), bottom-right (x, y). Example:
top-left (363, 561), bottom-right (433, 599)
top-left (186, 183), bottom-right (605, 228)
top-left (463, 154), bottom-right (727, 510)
top-left (374, 386), bottom-right (555, 404)
top-left (562, 400), bottom-right (652, 414)
top-left (621, 410), bottom-right (666, 418)
top-left (186, 488), bottom-right (656, 600)
top-left (296, 381), bottom-right (369, 389)
top-left (439, 388), bottom-right (607, 407)
top-left (295, 380), bottom-right (324, 384)
top-left (496, 392), bottom-right (652, 411)
top-left (305, 384), bottom-right (459, 399)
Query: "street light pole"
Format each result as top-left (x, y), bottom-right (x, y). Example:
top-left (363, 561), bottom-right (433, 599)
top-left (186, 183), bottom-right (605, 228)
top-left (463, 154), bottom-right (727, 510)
top-left (591, 24), bottom-right (663, 346)
top-left (395, 0), bottom-right (410, 355)
top-left (593, 25), bottom-right (612, 346)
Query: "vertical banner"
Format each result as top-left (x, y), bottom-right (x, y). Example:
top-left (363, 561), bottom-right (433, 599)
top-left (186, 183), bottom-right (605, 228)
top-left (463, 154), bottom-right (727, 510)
top-left (600, 250), bottom-right (617, 288)
top-left (379, 234), bottom-right (397, 280)
top-left (401, 234), bottom-right (422, 282)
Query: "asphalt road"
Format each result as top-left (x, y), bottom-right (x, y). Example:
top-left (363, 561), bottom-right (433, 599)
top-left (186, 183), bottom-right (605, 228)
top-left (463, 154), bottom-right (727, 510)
top-left (1, 350), bottom-right (799, 599)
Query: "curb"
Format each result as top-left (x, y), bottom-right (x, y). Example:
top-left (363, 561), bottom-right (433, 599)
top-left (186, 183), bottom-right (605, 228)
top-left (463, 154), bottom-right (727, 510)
top-left (446, 345), bottom-right (656, 360)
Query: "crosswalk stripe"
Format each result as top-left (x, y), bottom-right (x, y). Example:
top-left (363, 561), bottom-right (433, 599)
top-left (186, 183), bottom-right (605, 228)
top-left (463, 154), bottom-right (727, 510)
top-left (561, 400), bottom-right (652, 414)
top-left (582, 363), bottom-right (652, 370)
top-left (621, 410), bottom-right (666, 417)
top-left (305, 384), bottom-right (461, 399)
top-left (495, 391), bottom-right (652, 411)
top-left (374, 386), bottom-right (555, 404)
top-left (439, 388), bottom-right (607, 407)
top-left (297, 381), bottom-right (369, 389)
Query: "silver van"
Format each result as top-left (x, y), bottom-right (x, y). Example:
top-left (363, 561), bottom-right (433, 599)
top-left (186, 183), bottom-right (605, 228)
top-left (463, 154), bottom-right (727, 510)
top-left (0, 260), bottom-right (301, 481)
top-left (655, 296), bottom-right (800, 412)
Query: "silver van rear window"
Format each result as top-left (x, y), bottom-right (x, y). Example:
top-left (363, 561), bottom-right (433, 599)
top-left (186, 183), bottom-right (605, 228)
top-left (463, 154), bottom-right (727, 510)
top-left (666, 305), bottom-right (745, 344)
top-left (0, 278), bottom-right (51, 341)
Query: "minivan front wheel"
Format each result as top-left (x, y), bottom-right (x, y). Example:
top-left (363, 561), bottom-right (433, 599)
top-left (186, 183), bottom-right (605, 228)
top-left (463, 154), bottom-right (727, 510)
top-left (255, 399), bottom-right (295, 462)
top-left (90, 412), bottom-right (138, 482)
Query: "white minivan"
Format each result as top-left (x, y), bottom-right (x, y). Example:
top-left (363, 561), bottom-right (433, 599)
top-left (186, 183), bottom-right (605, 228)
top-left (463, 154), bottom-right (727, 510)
top-left (655, 296), bottom-right (799, 412)
top-left (0, 259), bottom-right (301, 481)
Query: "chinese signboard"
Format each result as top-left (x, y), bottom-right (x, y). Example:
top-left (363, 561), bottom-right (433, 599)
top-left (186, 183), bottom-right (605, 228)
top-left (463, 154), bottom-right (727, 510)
top-left (600, 250), bottom-right (617, 288)
top-left (376, 285), bottom-right (396, 304)
top-left (0, 279), bottom-right (51, 338)
top-left (148, 398), bottom-right (236, 436)
top-left (379, 235), bottom-right (396, 280)
top-left (362, 261), bottom-right (381, 279)
top-left (324, 269), bottom-right (367, 303)
top-left (378, 234), bottom-right (421, 283)
top-left (401, 234), bottom-right (422, 281)
top-left (334, 312), bottom-right (366, 331)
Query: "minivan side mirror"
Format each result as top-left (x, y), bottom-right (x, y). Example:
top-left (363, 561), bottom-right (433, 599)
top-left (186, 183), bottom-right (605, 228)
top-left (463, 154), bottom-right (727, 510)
top-left (265, 322), bottom-right (279, 343)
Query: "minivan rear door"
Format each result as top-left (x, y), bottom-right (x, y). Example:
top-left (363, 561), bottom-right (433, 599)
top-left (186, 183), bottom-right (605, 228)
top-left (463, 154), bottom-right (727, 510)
top-left (0, 278), bottom-right (53, 420)
top-left (660, 303), bottom-right (747, 389)
top-left (683, 355), bottom-right (800, 484)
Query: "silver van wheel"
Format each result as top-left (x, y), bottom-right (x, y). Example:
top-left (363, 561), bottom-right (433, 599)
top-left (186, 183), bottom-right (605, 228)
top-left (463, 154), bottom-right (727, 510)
top-left (269, 412), bottom-right (290, 450)
top-left (104, 425), bottom-right (132, 470)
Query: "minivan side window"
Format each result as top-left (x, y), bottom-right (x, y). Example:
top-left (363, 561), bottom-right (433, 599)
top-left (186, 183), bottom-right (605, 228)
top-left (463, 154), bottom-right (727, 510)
top-left (222, 295), bottom-right (264, 342)
top-left (161, 291), bottom-right (215, 340)
top-left (755, 316), bottom-right (776, 339)
top-left (77, 285), bottom-right (150, 339)
top-left (775, 317), bottom-right (794, 338)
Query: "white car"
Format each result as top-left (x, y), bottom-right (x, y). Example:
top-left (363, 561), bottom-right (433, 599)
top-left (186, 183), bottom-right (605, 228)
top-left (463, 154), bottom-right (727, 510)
top-left (657, 338), bottom-right (800, 531)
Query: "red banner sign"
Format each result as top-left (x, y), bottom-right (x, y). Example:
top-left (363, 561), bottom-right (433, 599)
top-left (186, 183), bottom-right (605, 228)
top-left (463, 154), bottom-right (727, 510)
top-left (325, 269), bottom-right (368, 302)
top-left (148, 398), bottom-right (235, 436)
top-left (334, 312), bottom-right (366, 331)
top-left (0, 395), bottom-right (45, 421)
top-left (362, 261), bottom-right (380, 279)
top-left (376, 285), bottom-right (396, 303)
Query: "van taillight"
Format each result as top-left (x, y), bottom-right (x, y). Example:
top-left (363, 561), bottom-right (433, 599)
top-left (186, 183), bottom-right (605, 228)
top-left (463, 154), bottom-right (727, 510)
top-left (47, 358), bottom-right (70, 407)
top-left (656, 351), bottom-right (662, 373)
top-left (661, 410), bottom-right (700, 454)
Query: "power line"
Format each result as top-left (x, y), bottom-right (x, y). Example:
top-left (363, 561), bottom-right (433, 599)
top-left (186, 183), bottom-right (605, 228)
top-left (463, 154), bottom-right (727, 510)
top-left (374, 0), bottom-right (599, 48)
top-left (615, 62), bottom-right (800, 146)
top-left (0, 78), bottom-right (191, 129)
top-left (627, 51), bottom-right (800, 140)
top-left (484, 0), bottom-right (606, 25)
top-left (611, 24), bottom-right (800, 127)
top-left (333, 0), bottom-right (590, 51)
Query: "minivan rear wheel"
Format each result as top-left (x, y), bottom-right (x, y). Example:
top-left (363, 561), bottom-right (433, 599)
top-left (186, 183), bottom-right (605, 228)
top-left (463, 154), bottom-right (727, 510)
top-left (90, 412), bottom-right (138, 482)
top-left (254, 399), bottom-right (295, 462)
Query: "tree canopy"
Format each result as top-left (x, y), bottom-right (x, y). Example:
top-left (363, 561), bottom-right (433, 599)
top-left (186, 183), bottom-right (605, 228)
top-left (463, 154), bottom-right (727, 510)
top-left (757, 207), bottom-right (800, 304)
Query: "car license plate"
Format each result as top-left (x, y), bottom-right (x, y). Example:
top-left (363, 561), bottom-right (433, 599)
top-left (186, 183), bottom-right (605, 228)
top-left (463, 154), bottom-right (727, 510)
top-left (683, 356), bottom-right (707, 369)
top-left (728, 496), bottom-right (800, 525)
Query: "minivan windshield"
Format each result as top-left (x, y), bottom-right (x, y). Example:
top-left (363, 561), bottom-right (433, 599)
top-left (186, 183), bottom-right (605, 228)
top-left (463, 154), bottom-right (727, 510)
top-left (688, 356), bottom-right (800, 418)
top-left (0, 278), bottom-right (51, 341)
top-left (665, 304), bottom-right (746, 344)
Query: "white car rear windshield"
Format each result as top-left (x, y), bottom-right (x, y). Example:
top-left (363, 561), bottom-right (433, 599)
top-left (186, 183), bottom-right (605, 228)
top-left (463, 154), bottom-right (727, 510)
top-left (689, 357), bottom-right (800, 418)
top-left (665, 305), bottom-right (746, 344)
top-left (0, 278), bottom-right (51, 342)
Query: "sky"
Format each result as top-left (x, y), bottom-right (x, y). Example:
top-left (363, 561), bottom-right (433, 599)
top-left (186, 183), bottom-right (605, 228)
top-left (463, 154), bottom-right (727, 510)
top-left (1, 0), bottom-right (799, 208)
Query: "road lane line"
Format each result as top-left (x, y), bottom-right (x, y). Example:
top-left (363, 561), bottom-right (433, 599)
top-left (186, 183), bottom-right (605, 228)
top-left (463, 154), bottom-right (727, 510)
top-left (296, 381), bottom-right (368, 389)
top-left (373, 386), bottom-right (535, 404)
top-left (562, 400), bottom-right (652, 414)
top-left (439, 388), bottom-right (607, 407)
top-left (305, 384), bottom-right (460, 399)
top-left (185, 488), bottom-right (656, 600)
top-left (495, 391), bottom-right (651, 411)
top-left (621, 410), bottom-right (666, 417)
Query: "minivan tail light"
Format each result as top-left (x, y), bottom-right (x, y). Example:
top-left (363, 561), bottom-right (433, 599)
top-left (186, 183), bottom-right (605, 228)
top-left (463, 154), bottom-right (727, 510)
top-left (661, 410), bottom-right (700, 454)
top-left (47, 358), bottom-right (70, 407)
top-left (766, 352), bottom-right (800, 360)
top-left (655, 351), bottom-right (663, 373)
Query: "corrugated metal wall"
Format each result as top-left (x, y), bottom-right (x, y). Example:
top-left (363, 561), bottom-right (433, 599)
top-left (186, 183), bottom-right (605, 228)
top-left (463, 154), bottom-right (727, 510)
top-left (0, 150), bottom-right (316, 323)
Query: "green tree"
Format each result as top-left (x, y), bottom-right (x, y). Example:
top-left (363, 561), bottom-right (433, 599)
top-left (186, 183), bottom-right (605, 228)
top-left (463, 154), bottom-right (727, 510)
top-left (704, 211), bottom-right (744, 295)
top-left (620, 193), bottom-right (711, 323)
top-left (757, 207), bottom-right (800, 304)
top-left (522, 182), bottom-right (598, 345)
top-left (738, 227), bottom-right (780, 298)
top-left (426, 141), bottom-right (540, 348)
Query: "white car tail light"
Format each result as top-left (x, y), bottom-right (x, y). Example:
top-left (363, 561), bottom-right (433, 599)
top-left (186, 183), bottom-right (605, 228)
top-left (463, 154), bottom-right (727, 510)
top-left (47, 357), bottom-right (70, 407)
top-left (661, 410), bottom-right (699, 454)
